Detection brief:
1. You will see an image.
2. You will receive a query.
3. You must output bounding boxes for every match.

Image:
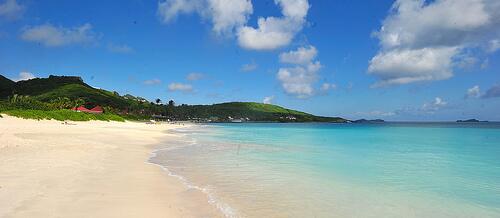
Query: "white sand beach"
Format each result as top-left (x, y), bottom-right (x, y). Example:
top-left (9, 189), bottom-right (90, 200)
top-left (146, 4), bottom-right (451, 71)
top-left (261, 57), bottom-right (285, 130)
top-left (0, 116), bottom-right (219, 218)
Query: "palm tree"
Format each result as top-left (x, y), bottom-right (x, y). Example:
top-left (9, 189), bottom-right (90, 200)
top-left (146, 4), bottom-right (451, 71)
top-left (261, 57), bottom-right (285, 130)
top-left (168, 100), bottom-right (175, 107)
top-left (72, 98), bottom-right (85, 108)
top-left (155, 98), bottom-right (162, 105)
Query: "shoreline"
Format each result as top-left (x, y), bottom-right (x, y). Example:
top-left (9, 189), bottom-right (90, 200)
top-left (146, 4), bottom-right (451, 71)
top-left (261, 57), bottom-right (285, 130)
top-left (147, 128), bottom-right (240, 218)
top-left (0, 115), bottom-right (220, 218)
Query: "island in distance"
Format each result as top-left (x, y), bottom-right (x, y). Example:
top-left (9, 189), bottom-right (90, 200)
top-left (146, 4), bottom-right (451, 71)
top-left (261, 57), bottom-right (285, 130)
top-left (352, 119), bottom-right (385, 123)
top-left (456, 119), bottom-right (488, 123)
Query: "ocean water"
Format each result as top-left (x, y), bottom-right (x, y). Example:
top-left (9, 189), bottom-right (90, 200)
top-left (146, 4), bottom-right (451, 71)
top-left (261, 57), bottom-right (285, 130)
top-left (149, 123), bottom-right (500, 218)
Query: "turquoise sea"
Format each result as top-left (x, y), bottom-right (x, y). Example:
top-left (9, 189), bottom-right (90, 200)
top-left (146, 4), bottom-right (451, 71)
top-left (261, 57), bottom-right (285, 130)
top-left (150, 123), bottom-right (500, 217)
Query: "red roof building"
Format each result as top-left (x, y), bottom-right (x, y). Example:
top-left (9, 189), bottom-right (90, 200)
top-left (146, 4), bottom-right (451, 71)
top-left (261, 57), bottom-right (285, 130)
top-left (72, 105), bottom-right (104, 114)
top-left (89, 106), bottom-right (103, 113)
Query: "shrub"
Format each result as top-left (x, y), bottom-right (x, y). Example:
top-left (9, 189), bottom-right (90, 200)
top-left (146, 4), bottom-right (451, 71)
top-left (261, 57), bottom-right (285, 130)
top-left (3, 109), bottom-right (125, 122)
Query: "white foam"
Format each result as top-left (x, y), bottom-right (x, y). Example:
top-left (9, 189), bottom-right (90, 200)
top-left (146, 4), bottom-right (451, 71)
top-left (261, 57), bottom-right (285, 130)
top-left (146, 138), bottom-right (240, 218)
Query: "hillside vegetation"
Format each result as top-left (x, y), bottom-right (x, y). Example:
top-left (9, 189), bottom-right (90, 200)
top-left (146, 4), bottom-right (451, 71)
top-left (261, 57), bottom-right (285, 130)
top-left (0, 75), bottom-right (347, 122)
top-left (0, 75), bottom-right (15, 97)
top-left (171, 102), bottom-right (346, 122)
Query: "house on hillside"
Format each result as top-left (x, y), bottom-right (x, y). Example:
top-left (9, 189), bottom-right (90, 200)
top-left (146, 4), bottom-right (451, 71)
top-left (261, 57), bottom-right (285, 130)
top-left (72, 105), bottom-right (104, 114)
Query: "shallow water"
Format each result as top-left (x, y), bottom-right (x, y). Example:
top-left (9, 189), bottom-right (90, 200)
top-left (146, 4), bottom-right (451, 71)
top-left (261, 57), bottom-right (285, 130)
top-left (150, 123), bottom-right (500, 217)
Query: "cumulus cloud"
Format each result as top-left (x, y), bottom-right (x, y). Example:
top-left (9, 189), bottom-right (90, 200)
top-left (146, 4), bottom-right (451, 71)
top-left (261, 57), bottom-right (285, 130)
top-left (421, 97), bottom-right (447, 112)
top-left (263, 96), bottom-right (274, 104)
top-left (168, 82), bottom-right (193, 92)
top-left (482, 84), bottom-right (500, 98)
top-left (186, 72), bottom-right (204, 81)
top-left (0, 0), bottom-right (24, 20)
top-left (277, 46), bottom-right (323, 98)
top-left (237, 0), bottom-right (310, 50)
top-left (369, 0), bottom-right (500, 86)
top-left (466, 85), bottom-right (481, 98)
top-left (209, 0), bottom-right (253, 35)
top-left (158, 0), bottom-right (253, 36)
top-left (107, 43), bottom-right (133, 54)
top-left (157, 0), bottom-right (205, 23)
top-left (143, 79), bottom-right (162, 85)
top-left (368, 47), bottom-right (457, 87)
top-left (279, 45), bottom-right (317, 65)
top-left (277, 62), bottom-right (321, 98)
top-left (240, 61), bottom-right (257, 72)
top-left (157, 0), bottom-right (310, 50)
top-left (21, 23), bottom-right (97, 47)
top-left (13, 71), bottom-right (35, 82)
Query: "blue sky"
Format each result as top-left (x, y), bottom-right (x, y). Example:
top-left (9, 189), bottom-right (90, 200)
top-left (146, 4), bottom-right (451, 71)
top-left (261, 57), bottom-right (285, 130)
top-left (1, 0), bottom-right (500, 121)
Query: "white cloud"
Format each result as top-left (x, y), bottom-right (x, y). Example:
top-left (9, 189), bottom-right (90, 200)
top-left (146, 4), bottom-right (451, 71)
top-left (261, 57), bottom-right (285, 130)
top-left (277, 61), bottom-right (321, 99)
top-left (186, 72), bottom-right (204, 81)
top-left (237, 17), bottom-right (296, 50)
top-left (277, 45), bottom-right (322, 98)
top-left (279, 45), bottom-right (317, 65)
top-left (143, 79), bottom-right (162, 85)
top-left (320, 83), bottom-right (336, 91)
top-left (157, 0), bottom-right (204, 23)
top-left (209, 0), bottom-right (253, 35)
top-left (13, 71), bottom-right (35, 82)
top-left (376, 0), bottom-right (491, 50)
top-left (421, 97), bottom-right (447, 112)
top-left (263, 96), bottom-right (274, 104)
top-left (369, 0), bottom-right (500, 86)
top-left (0, 0), bottom-right (24, 20)
top-left (157, 0), bottom-right (310, 50)
top-left (368, 47), bottom-right (457, 87)
top-left (466, 85), bottom-right (481, 98)
top-left (158, 0), bottom-right (253, 36)
top-left (21, 23), bottom-right (97, 47)
top-left (456, 55), bottom-right (478, 69)
top-left (240, 61), bottom-right (257, 72)
top-left (107, 43), bottom-right (133, 54)
top-left (237, 0), bottom-right (309, 50)
top-left (168, 82), bottom-right (193, 92)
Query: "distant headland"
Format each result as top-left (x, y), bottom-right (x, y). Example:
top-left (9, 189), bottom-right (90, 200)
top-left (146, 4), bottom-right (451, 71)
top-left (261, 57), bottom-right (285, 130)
top-left (352, 119), bottom-right (385, 123)
top-left (456, 119), bottom-right (488, 123)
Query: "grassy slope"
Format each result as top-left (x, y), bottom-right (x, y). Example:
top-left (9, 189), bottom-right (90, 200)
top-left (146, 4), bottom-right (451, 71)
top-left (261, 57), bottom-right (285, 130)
top-left (0, 76), bottom-right (129, 121)
top-left (2, 109), bottom-right (125, 122)
top-left (35, 84), bottom-right (131, 108)
top-left (4, 76), bottom-right (132, 108)
top-left (12, 76), bottom-right (87, 96)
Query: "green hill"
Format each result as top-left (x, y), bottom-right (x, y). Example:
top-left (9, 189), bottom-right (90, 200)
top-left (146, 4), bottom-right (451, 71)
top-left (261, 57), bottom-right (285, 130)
top-left (34, 84), bottom-right (131, 109)
top-left (0, 75), bottom-right (347, 122)
top-left (0, 75), bottom-right (148, 110)
top-left (12, 75), bottom-right (88, 96)
top-left (171, 102), bottom-right (346, 122)
top-left (0, 75), bottom-right (15, 97)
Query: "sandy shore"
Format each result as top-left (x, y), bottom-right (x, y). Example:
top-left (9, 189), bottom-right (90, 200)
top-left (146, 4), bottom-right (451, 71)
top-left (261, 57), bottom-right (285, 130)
top-left (0, 115), bottom-right (220, 218)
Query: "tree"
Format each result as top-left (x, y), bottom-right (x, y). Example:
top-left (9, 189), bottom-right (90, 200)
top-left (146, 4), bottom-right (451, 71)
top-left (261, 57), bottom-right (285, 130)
top-left (72, 98), bottom-right (85, 108)
top-left (155, 98), bottom-right (162, 105)
top-left (168, 100), bottom-right (175, 107)
top-left (166, 100), bottom-right (175, 117)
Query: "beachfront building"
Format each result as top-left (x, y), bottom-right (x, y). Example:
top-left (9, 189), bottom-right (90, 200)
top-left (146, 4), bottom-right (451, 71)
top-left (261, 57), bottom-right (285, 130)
top-left (72, 105), bottom-right (104, 114)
